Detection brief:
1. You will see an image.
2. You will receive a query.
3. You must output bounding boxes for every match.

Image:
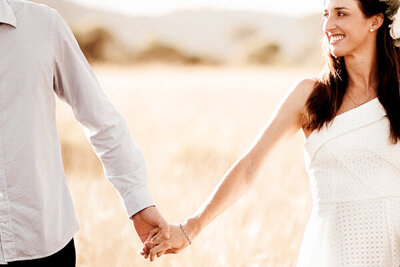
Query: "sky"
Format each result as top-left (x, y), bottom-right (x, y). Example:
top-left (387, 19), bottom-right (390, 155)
top-left (70, 0), bottom-right (324, 17)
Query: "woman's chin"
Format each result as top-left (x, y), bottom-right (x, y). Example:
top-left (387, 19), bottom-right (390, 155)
top-left (330, 49), bottom-right (346, 58)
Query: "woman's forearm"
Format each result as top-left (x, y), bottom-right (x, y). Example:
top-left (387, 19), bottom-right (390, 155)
top-left (181, 80), bottom-right (306, 241)
top-left (184, 146), bottom-right (267, 240)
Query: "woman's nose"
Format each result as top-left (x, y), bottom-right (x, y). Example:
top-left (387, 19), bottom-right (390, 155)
top-left (323, 14), bottom-right (336, 33)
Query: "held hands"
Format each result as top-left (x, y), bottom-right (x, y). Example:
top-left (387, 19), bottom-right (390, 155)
top-left (141, 224), bottom-right (192, 262)
top-left (131, 206), bottom-right (170, 243)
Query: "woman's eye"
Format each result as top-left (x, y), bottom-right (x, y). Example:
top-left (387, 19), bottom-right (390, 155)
top-left (323, 11), bottom-right (346, 18)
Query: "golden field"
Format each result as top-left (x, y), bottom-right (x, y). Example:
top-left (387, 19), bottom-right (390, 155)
top-left (56, 65), bottom-right (319, 267)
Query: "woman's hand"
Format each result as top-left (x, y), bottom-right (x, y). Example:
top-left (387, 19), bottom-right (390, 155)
top-left (141, 224), bottom-right (191, 261)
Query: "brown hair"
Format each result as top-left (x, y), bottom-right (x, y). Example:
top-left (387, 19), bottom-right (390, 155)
top-left (303, 0), bottom-right (400, 144)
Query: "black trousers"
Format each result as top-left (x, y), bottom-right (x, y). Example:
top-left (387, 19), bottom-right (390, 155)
top-left (0, 238), bottom-right (76, 267)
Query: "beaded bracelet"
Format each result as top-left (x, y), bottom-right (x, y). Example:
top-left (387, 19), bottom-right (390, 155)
top-left (179, 224), bottom-right (192, 245)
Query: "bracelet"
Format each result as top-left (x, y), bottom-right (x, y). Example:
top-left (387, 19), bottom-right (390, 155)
top-left (179, 224), bottom-right (192, 245)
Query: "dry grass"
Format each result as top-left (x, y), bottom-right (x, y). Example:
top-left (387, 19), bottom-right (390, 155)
top-left (56, 64), bottom-right (318, 267)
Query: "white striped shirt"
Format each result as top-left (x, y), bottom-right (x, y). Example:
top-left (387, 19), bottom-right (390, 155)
top-left (0, 0), bottom-right (155, 262)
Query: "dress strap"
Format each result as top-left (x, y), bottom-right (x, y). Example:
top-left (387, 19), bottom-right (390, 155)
top-left (303, 98), bottom-right (387, 168)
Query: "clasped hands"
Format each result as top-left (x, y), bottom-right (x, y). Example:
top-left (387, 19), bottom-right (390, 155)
top-left (141, 223), bottom-right (192, 262)
top-left (131, 206), bottom-right (197, 262)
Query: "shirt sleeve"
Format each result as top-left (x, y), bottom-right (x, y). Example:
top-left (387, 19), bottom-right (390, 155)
top-left (50, 9), bottom-right (155, 218)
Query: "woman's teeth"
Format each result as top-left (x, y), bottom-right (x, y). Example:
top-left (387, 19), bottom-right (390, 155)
top-left (331, 35), bottom-right (344, 43)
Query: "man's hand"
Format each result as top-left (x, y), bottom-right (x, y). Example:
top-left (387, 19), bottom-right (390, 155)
top-left (131, 206), bottom-right (170, 244)
top-left (141, 224), bottom-right (190, 261)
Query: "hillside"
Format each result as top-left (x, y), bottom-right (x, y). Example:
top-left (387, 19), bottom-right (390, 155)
top-left (29, 0), bottom-right (324, 65)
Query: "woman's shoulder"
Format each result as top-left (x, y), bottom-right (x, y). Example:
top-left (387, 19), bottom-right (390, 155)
top-left (274, 77), bottom-right (318, 118)
top-left (286, 77), bottom-right (318, 128)
top-left (285, 77), bottom-right (317, 108)
top-left (294, 78), bottom-right (318, 95)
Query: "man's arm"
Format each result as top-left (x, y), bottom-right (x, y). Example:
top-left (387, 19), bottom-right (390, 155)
top-left (49, 8), bottom-right (169, 241)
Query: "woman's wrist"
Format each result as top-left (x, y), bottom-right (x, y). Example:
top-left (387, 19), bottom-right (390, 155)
top-left (183, 217), bottom-right (201, 241)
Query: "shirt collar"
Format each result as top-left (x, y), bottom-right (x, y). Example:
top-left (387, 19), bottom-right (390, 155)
top-left (0, 0), bottom-right (17, 28)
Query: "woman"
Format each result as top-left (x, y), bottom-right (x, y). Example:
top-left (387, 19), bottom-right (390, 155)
top-left (143, 0), bottom-right (400, 265)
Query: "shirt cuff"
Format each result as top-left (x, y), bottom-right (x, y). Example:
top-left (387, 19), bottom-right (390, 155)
top-left (122, 186), bottom-right (156, 218)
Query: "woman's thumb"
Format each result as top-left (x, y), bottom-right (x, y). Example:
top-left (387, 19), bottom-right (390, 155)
top-left (160, 222), bottom-right (171, 239)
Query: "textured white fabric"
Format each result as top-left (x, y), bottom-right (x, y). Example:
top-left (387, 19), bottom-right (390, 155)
top-left (0, 0), bottom-right (155, 263)
top-left (299, 97), bottom-right (400, 267)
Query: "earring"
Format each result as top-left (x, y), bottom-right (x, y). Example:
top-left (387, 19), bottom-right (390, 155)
top-left (369, 28), bottom-right (374, 32)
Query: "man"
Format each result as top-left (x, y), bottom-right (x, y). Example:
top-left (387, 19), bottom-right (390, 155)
top-left (0, 0), bottom-right (169, 265)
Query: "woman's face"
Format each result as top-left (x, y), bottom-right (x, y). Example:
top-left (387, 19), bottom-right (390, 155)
top-left (323, 0), bottom-right (374, 58)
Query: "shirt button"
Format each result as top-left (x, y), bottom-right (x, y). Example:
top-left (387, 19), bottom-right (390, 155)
top-left (0, 192), bottom-right (4, 198)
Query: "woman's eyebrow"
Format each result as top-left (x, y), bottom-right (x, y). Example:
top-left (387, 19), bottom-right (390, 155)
top-left (323, 7), bottom-right (350, 13)
top-left (333, 7), bottom-right (350, 10)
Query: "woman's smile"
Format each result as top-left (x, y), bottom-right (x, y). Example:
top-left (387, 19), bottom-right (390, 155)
top-left (330, 34), bottom-right (345, 45)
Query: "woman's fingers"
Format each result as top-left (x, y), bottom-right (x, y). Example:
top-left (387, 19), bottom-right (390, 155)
top-left (147, 227), bottom-right (161, 242)
top-left (149, 230), bottom-right (163, 245)
top-left (140, 227), bottom-right (162, 259)
top-left (149, 242), bottom-right (171, 262)
top-left (142, 224), bottom-right (190, 261)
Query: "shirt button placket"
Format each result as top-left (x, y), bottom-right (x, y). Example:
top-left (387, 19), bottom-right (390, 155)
top-left (0, 142), bottom-right (15, 262)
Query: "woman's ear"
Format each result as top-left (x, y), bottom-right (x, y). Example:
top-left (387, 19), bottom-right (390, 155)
top-left (370, 12), bottom-right (385, 31)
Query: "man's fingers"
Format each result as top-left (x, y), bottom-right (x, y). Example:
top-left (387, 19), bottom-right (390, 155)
top-left (142, 243), bottom-right (152, 256)
top-left (142, 242), bottom-right (154, 258)
top-left (168, 249), bottom-right (180, 255)
top-left (156, 251), bottom-right (165, 258)
top-left (144, 241), bottom-right (153, 249)
top-left (149, 242), bottom-right (170, 262)
top-left (166, 248), bottom-right (181, 254)
top-left (164, 248), bottom-right (177, 254)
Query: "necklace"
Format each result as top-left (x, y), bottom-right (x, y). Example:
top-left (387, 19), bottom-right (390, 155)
top-left (345, 90), bottom-right (374, 108)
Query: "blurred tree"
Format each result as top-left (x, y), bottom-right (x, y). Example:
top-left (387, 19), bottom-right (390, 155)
top-left (246, 40), bottom-right (280, 64)
top-left (133, 39), bottom-right (219, 65)
top-left (236, 37), bottom-right (281, 65)
top-left (74, 25), bottom-right (115, 63)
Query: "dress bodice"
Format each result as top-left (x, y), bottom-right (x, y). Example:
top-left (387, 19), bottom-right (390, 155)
top-left (297, 97), bottom-right (400, 267)
top-left (302, 97), bottom-right (400, 205)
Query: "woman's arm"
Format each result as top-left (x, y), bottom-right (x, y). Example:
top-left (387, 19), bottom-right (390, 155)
top-left (145, 78), bottom-right (315, 260)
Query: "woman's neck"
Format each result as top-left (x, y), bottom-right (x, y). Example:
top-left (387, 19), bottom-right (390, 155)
top-left (344, 48), bottom-right (379, 94)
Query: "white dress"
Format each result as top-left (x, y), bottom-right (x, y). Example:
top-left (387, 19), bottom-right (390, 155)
top-left (297, 97), bottom-right (400, 267)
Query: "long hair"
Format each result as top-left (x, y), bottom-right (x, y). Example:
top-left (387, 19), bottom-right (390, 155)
top-left (303, 0), bottom-right (400, 144)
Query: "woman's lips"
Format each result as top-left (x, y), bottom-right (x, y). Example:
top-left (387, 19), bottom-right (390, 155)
top-left (330, 34), bottom-right (345, 45)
